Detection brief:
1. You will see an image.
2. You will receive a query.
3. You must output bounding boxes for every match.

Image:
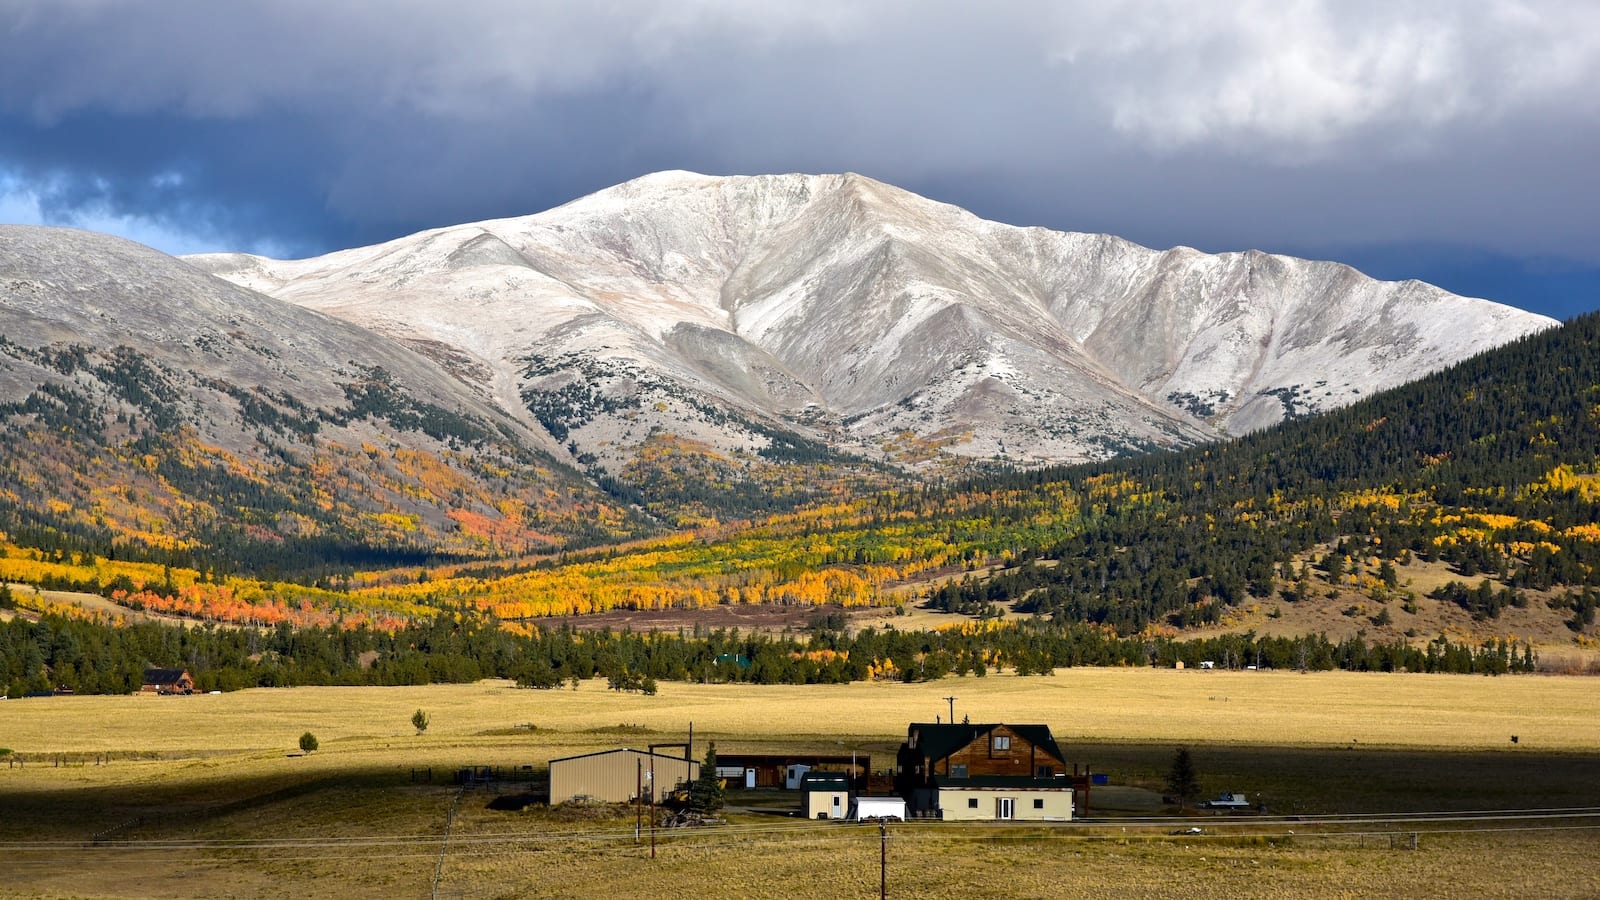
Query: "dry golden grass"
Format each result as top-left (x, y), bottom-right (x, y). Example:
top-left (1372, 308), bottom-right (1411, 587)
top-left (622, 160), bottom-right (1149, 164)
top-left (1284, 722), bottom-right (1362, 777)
top-left (430, 827), bottom-right (1600, 900)
top-left (5, 668), bottom-right (1598, 756)
top-left (3, 670), bottom-right (1600, 898)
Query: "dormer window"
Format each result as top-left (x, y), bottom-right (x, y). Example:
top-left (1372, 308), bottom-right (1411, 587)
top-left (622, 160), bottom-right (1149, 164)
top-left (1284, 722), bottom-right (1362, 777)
top-left (993, 735), bottom-right (1011, 751)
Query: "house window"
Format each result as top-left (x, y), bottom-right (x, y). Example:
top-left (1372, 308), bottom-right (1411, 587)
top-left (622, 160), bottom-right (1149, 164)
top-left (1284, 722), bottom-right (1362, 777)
top-left (1036, 765), bottom-right (1053, 777)
top-left (993, 735), bottom-right (1011, 751)
top-left (968, 798), bottom-right (979, 809)
top-left (951, 764), bottom-right (968, 778)
top-left (1033, 798), bottom-right (1045, 810)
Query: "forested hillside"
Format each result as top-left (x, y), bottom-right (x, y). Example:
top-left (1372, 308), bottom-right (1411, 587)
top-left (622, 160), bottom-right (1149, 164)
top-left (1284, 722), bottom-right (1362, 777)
top-left (930, 311), bottom-right (1600, 631)
top-left (4, 313), bottom-right (1598, 692)
top-left (323, 312), bottom-right (1600, 639)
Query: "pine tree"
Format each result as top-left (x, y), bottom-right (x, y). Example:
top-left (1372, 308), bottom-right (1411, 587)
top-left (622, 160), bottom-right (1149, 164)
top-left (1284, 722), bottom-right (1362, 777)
top-left (1166, 746), bottom-right (1199, 809)
top-left (687, 745), bottom-right (725, 814)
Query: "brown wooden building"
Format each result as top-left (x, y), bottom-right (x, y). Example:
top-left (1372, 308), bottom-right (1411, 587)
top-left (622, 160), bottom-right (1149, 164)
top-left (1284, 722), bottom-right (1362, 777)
top-left (141, 668), bottom-right (195, 695)
top-left (714, 753), bottom-right (869, 789)
top-left (895, 723), bottom-right (1068, 817)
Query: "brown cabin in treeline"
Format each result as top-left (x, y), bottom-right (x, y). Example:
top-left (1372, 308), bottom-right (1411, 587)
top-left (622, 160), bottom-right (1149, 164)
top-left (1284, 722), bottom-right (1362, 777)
top-left (141, 668), bottom-right (195, 695)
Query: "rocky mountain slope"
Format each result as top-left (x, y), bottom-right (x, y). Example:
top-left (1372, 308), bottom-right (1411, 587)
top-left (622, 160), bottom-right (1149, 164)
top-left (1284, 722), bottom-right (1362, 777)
top-left (0, 225), bottom-right (641, 573)
top-left (193, 172), bottom-right (1556, 491)
top-left (0, 174), bottom-right (1555, 563)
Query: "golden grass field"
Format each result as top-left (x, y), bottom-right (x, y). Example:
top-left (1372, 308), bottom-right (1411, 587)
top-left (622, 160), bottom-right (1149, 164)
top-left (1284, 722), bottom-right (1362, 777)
top-left (7, 667), bottom-right (1600, 754)
top-left (3, 669), bottom-right (1600, 898)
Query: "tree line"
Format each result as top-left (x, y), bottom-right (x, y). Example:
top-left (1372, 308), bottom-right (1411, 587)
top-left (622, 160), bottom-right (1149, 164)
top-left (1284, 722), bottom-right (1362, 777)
top-left (0, 609), bottom-right (1537, 698)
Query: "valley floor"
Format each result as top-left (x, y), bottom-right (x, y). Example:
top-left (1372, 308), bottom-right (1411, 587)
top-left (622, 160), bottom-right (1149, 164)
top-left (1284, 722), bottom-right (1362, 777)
top-left (2, 672), bottom-right (1599, 897)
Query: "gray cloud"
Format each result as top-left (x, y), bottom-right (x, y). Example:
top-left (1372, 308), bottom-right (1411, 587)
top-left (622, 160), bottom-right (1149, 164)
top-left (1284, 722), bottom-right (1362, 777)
top-left (0, 0), bottom-right (1595, 273)
top-left (1048, 1), bottom-right (1600, 152)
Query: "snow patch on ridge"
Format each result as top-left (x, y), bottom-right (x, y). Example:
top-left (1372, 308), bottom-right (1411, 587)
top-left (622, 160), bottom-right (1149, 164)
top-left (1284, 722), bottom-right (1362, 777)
top-left (191, 172), bottom-right (1559, 473)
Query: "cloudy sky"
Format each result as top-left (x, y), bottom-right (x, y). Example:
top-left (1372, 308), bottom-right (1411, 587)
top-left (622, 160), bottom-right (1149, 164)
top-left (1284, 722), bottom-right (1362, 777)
top-left (2, 1), bottom-right (1596, 318)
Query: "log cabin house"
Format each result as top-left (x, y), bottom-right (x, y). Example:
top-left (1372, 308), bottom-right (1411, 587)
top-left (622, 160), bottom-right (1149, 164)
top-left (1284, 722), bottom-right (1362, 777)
top-left (895, 722), bottom-right (1073, 820)
top-left (141, 667), bottom-right (195, 695)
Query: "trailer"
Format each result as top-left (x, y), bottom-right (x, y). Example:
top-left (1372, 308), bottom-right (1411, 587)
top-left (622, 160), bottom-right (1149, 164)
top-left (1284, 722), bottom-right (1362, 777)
top-left (849, 797), bottom-right (906, 822)
top-left (1198, 792), bottom-right (1253, 810)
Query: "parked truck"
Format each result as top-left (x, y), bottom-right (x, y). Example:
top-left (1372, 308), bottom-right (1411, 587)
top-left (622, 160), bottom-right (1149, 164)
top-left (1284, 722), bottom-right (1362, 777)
top-left (1198, 792), bottom-right (1253, 810)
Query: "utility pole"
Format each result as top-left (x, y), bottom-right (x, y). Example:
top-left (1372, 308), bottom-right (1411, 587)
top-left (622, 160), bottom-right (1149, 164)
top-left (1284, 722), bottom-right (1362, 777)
top-left (636, 759), bottom-right (642, 844)
top-left (649, 757), bottom-right (656, 860)
top-left (879, 819), bottom-right (888, 900)
top-left (943, 695), bottom-right (957, 723)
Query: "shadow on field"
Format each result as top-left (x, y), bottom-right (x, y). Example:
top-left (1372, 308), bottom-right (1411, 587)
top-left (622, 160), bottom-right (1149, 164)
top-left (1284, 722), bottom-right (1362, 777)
top-left (486, 792), bottom-right (542, 811)
top-left (4, 746), bottom-right (1600, 842)
top-left (0, 765), bottom-right (447, 842)
top-left (1070, 744), bottom-right (1600, 815)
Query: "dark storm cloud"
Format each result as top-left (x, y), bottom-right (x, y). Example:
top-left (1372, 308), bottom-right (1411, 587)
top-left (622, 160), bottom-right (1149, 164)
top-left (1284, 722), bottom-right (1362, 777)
top-left (0, 0), bottom-right (1596, 300)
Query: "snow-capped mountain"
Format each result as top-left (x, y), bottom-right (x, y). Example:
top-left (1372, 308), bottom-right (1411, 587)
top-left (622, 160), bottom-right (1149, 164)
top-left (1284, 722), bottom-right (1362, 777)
top-left (0, 225), bottom-right (641, 563)
top-left (192, 172), bottom-right (1554, 476)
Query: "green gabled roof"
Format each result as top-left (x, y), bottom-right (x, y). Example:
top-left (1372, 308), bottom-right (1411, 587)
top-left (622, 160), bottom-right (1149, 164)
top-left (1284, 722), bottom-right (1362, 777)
top-left (798, 771), bottom-right (852, 791)
top-left (911, 723), bottom-right (988, 762)
top-left (142, 667), bottom-right (189, 684)
top-left (1008, 725), bottom-right (1066, 763)
top-left (908, 723), bottom-right (1065, 764)
top-left (932, 775), bottom-right (1072, 790)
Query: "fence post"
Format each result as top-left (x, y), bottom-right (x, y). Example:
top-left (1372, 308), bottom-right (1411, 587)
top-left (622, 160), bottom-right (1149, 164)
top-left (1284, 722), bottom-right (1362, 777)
top-left (880, 819), bottom-right (888, 900)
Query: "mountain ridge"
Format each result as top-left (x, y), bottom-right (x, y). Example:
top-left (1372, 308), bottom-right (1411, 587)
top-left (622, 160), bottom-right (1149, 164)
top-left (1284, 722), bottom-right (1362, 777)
top-left (3, 217), bottom-right (1596, 661)
top-left (0, 172), bottom-right (1557, 556)
top-left (190, 171), bottom-right (1555, 489)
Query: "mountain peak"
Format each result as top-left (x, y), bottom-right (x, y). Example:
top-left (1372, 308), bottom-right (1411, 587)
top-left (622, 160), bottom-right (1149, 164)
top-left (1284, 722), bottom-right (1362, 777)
top-left (189, 173), bottom-right (1556, 490)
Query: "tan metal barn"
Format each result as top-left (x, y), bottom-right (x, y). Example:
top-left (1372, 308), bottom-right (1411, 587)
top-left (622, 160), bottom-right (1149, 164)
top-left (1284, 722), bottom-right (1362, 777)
top-left (549, 749), bottom-right (700, 805)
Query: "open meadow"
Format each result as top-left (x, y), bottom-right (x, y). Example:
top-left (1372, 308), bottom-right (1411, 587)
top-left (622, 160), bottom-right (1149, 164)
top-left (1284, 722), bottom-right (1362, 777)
top-left (3, 669), bottom-right (1599, 898)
